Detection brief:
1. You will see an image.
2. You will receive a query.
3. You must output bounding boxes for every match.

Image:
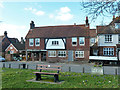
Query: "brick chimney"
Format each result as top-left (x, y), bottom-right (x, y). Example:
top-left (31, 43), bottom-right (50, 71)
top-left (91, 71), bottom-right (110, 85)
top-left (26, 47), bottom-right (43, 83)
top-left (113, 15), bottom-right (115, 20)
top-left (85, 16), bottom-right (89, 27)
top-left (30, 21), bottom-right (35, 29)
top-left (4, 31), bottom-right (7, 37)
top-left (21, 37), bottom-right (24, 44)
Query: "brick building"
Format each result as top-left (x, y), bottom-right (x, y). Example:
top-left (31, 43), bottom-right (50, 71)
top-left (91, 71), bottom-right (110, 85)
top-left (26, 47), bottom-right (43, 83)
top-left (1, 31), bottom-right (25, 60)
top-left (25, 17), bottom-right (90, 62)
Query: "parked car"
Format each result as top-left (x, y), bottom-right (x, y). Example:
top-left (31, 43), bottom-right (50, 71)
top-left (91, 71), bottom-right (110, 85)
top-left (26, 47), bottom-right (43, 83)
top-left (0, 56), bottom-right (5, 62)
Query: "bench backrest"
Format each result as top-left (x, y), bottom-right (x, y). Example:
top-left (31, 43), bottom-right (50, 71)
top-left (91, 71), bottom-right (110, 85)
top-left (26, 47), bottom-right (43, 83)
top-left (36, 64), bottom-right (62, 73)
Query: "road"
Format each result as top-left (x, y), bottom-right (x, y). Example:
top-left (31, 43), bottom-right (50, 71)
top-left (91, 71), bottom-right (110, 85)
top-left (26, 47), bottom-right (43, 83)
top-left (0, 61), bottom-right (120, 75)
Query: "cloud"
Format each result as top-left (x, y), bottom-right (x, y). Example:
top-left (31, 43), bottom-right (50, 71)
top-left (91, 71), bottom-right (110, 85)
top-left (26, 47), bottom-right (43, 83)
top-left (60, 7), bottom-right (70, 13)
top-left (0, 23), bottom-right (28, 40)
top-left (49, 7), bottom-right (73, 21)
top-left (35, 11), bottom-right (45, 16)
top-left (56, 13), bottom-right (73, 21)
top-left (24, 7), bottom-right (45, 16)
top-left (0, 2), bottom-right (4, 8)
top-left (49, 14), bottom-right (54, 18)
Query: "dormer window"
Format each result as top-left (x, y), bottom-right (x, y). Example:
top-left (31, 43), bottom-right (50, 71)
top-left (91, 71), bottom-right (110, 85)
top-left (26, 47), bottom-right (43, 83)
top-left (105, 35), bottom-right (112, 43)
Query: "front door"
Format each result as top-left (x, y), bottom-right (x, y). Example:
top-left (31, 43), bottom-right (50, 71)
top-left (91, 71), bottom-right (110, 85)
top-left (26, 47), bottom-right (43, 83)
top-left (68, 50), bottom-right (73, 61)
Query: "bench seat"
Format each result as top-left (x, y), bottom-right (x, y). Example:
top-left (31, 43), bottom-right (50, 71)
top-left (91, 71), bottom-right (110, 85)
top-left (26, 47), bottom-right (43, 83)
top-left (33, 72), bottom-right (59, 75)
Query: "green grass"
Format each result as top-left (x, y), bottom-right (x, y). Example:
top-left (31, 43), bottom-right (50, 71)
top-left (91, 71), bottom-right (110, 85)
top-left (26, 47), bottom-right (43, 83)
top-left (1, 68), bottom-right (119, 88)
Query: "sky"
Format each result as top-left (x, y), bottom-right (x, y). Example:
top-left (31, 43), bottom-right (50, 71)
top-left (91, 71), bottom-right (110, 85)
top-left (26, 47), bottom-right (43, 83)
top-left (0, 1), bottom-right (115, 40)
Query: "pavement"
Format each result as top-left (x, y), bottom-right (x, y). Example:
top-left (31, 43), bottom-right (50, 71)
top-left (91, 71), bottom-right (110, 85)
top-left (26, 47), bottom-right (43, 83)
top-left (0, 61), bottom-right (120, 75)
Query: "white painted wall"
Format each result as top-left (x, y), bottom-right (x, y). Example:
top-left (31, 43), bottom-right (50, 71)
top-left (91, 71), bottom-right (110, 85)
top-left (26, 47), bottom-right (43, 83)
top-left (98, 34), bottom-right (119, 46)
top-left (46, 39), bottom-right (65, 49)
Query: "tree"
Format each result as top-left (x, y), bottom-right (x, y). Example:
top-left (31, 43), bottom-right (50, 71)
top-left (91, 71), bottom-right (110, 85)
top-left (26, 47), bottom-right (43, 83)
top-left (81, 1), bottom-right (120, 21)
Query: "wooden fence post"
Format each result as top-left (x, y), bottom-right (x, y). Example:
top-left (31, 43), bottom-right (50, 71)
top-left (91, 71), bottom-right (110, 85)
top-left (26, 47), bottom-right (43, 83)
top-left (69, 67), bottom-right (71, 72)
top-left (9, 64), bottom-right (11, 68)
top-left (115, 68), bottom-right (117, 75)
top-left (83, 67), bottom-right (84, 73)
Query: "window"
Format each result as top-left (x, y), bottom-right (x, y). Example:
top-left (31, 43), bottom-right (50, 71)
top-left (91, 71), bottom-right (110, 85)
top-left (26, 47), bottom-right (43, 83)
top-left (52, 41), bottom-right (59, 45)
top-left (79, 37), bottom-right (85, 45)
top-left (10, 47), bottom-right (13, 49)
top-left (105, 35), bottom-right (112, 42)
top-left (35, 38), bottom-right (40, 46)
top-left (58, 51), bottom-right (66, 57)
top-left (103, 48), bottom-right (114, 56)
top-left (72, 37), bottom-right (77, 46)
top-left (90, 38), bottom-right (95, 44)
top-left (75, 51), bottom-right (84, 58)
top-left (29, 38), bottom-right (34, 46)
top-left (119, 35), bottom-right (120, 43)
top-left (48, 51), bottom-right (56, 57)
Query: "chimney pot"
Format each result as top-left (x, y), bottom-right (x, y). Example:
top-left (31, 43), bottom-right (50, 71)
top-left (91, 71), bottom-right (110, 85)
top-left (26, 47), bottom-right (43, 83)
top-left (74, 23), bottom-right (76, 25)
top-left (113, 15), bottom-right (115, 20)
top-left (30, 21), bottom-right (35, 29)
top-left (85, 16), bottom-right (89, 27)
top-left (21, 37), bottom-right (24, 44)
top-left (4, 31), bottom-right (7, 37)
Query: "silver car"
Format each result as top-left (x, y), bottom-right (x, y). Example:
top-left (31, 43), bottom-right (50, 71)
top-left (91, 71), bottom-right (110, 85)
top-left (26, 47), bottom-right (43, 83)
top-left (0, 56), bottom-right (5, 62)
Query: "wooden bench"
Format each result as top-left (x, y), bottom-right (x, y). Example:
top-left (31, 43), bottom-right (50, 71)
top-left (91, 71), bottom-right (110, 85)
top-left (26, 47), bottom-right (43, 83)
top-left (33, 65), bottom-right (62, 82)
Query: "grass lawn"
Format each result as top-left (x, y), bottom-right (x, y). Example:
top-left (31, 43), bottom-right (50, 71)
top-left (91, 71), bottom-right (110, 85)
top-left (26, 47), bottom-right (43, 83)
top-left (1, 68), bottom-right (119, 88)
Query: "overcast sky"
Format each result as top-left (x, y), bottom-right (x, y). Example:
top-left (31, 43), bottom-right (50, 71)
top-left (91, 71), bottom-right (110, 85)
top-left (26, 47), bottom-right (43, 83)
top-left (0, 1), bottom-right (115, 40)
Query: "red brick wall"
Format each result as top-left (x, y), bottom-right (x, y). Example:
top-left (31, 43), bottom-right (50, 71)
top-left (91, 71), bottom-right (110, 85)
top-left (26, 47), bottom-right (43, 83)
top-left (25, 38), bottom-right (45, 50)
top-left (66, 37), bottom-right (90, 50)
top-left (46, 50), bottom-right (89, 61)
top-left (26, 37), bottom-right (90, 61)
top-left (99, 46), bottom-right (116, 56)
top-left (46, 50), bottom-right (68, 62)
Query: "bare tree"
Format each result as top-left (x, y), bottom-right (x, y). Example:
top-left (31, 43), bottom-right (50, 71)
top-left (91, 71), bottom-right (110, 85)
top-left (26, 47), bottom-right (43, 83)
top-left (81, 1), bottom-right (120, 21)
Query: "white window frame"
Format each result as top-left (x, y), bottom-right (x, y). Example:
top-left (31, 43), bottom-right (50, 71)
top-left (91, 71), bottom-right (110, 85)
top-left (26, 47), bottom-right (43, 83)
top-left (72, 37), bottom-right (77, 46)
top-left (58, 51), bottom-right (66, 57)
top-left (90, 38), bottom-right (95, 44)
top-left (105, 35), bottom-right (112, 43)
top-left (103, 48), bottom-right (114, 56)
top-left (48, 51), bottom-right (56, 57)
top-left (29, 38), bottom-right (34, 46)
top-left (75, 51), bottom-right (84, 58)
top-left (79, 37), bottom-right (85, 46)
top-left (35, 38), bottom-right (40, 46)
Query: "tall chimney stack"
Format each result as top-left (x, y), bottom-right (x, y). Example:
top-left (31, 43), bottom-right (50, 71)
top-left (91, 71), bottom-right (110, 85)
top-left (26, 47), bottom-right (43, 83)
top-left (4, 31), bottom-right (7, 37)
top-left (85, 16), bottom-right (89, 27)
top-left (113, 15), bottom-right (115, 20)
top-left (30, 21), bottom-right (35, 29)
top-left (21, 37), bottom-right (24, 44)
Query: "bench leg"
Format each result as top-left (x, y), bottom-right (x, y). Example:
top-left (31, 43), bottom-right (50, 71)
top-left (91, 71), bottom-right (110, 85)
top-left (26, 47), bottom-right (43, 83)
top-left (54, 75), bottom-right (59, 82)
top-left (36, 73), bottom-right (41, 80)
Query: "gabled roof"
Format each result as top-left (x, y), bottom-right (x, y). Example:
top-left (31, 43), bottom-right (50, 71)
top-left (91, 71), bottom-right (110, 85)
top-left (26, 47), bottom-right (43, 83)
top-left (5, 42), bottom-right (25, 51)
top-left (12, 42), bottom-right (25, 50)
top-left (2, 36), bottom-right (25, 52)
top-left (26, 25), bottom-right (90, 39)
top-left (97, 16), bottom-right (120, 34)
top-left (110, 16), bottom-right (120, 25)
